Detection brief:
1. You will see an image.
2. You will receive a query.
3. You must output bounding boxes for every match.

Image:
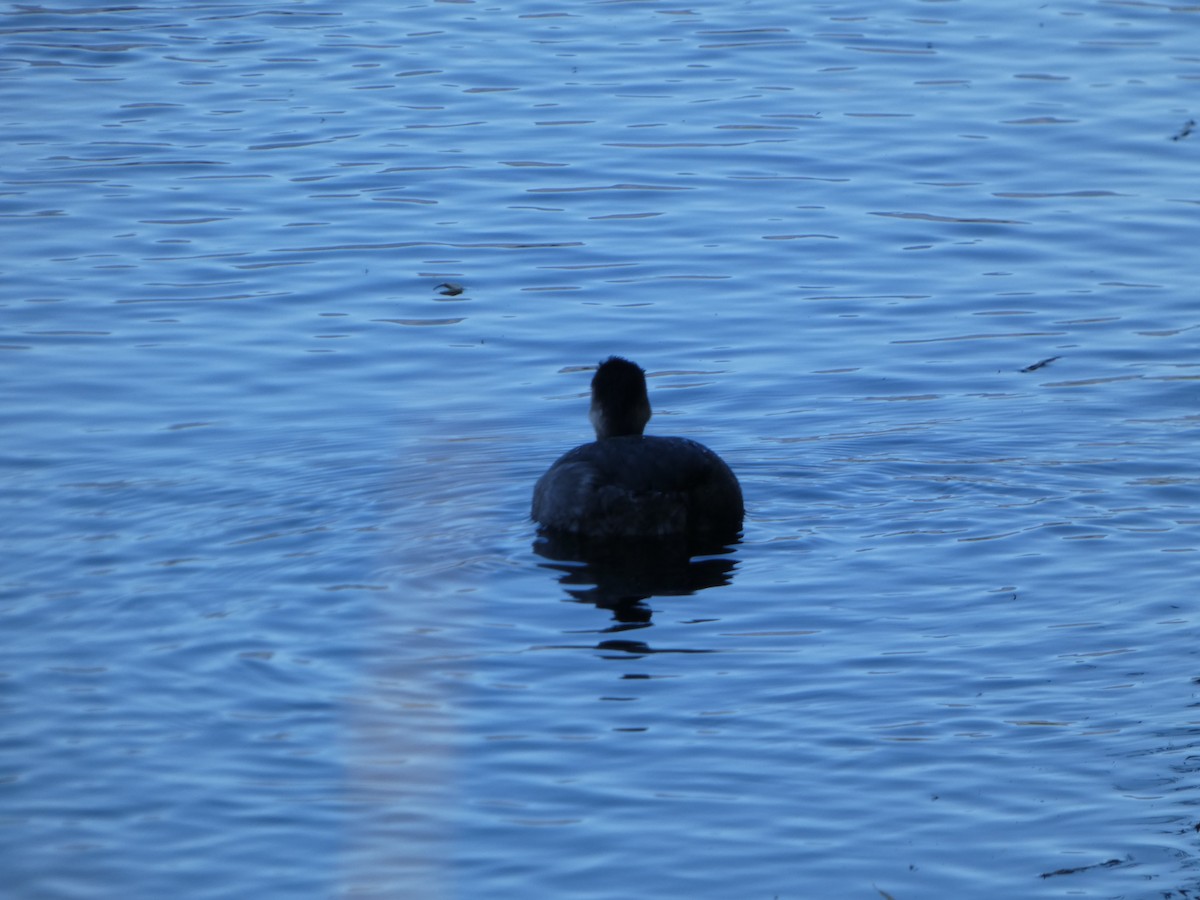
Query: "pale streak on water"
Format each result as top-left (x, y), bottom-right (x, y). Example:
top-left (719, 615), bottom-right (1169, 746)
top-left (2, 1), bottom-right (1199, 898)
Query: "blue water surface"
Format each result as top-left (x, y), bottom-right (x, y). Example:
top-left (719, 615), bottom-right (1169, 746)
top-left (2, 1), bottom-right (1199, 898)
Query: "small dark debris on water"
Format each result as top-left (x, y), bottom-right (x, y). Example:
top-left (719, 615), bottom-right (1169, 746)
top-left (1040, 858), bottom-right (1124, 879)
top-left (435, 282), bottom-right (464, 296)
top-left (1020, 355), bottom-right (1060, 373)
top-left (1171, 119), bottom-right (1196, 141)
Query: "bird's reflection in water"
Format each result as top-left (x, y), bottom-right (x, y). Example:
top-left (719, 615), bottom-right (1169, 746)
top-left (533, 530), bottom-right (739, 632)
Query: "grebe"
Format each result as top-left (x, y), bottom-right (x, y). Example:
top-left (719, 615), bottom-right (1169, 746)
top-left (532, 357), bottom-right (743, 544)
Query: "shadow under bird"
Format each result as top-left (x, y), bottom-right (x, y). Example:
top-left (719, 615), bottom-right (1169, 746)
top-left (532, 356), bottom-right (743, 547)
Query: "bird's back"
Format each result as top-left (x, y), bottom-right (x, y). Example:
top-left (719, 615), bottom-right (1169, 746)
top-left (532, 435), bottom-right (743, 541)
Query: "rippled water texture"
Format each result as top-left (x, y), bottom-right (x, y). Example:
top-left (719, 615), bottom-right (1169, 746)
top-left (3, 2), bottom-right (1199, 898)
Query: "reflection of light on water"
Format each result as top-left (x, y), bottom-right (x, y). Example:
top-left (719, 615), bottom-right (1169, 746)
top-left (338, 439), bottom-right (483, 899)
top-left (342, 558), bottom-right (468, 899)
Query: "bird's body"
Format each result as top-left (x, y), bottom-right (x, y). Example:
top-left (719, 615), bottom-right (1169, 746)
top-left (532, 357), bottom-right (743, 544)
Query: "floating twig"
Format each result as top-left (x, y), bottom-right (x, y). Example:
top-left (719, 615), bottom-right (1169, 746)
top-left (1020, 355), bottom-right (1061, 373)
top-left (1040, 858), bottom-right (1124, 879)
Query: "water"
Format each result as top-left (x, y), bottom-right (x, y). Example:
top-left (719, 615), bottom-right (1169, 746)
top-left (3, 1), bottom-right (1199, 897)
